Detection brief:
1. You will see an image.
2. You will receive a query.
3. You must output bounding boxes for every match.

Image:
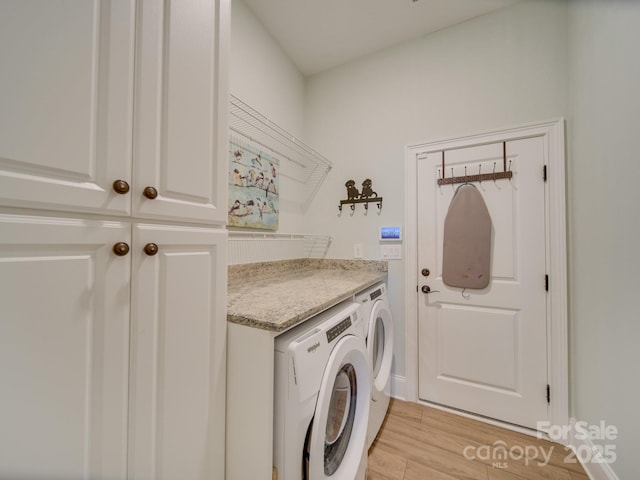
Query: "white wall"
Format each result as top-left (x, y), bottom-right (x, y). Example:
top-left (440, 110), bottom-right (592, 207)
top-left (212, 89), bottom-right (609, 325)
top-left (302, 0), bottom-right (568, 379)
top-left (230, 0), bottom-right (308, 231)
top-left (230, 0), bottom-right (304, 136)
top-left (567, 1), bottom-right (640, 478)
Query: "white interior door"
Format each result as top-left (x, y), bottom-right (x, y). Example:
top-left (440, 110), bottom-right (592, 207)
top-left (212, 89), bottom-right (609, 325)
top-left (417, 138), bottom-right (548, 429)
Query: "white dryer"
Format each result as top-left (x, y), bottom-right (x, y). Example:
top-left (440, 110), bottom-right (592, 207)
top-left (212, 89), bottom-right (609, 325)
top-left (354, 282), bottom-right (394, 448)
top-left (274, 301), bottom-right (370, 480)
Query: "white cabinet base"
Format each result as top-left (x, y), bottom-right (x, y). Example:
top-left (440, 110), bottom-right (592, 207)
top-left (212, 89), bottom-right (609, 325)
top-left (0, 215), bottom-right (131, 479)
top-left (129, 225), bottom-right (227, 480)
top-left (226, 323), bottom-right (276, 480)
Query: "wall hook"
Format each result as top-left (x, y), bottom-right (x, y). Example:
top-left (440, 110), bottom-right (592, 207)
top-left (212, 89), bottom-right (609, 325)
top-left (339, 178), bottom-right (383, 213)
top-left (436, 143), bottom-right (513, 186)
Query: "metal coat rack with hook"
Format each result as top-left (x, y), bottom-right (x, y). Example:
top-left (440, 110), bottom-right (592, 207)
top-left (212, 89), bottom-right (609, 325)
top-left (436, 142), bottom-right (513, 186)
top-left (338, 178), bottom-right (383, 212)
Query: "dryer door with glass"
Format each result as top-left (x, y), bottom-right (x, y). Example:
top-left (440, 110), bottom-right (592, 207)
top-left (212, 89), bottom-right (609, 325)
top-left (368, 300), bottom-right (394, 396)
top-left (306, 335), bottom-right (370, 480)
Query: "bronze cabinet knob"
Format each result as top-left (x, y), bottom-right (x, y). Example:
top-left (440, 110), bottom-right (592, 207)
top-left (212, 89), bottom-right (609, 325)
top-left (143, 186), bottom-right (158, 199)
top-left (112, 242), bottom-right (130, 256)
top-left (112, 179), bottom-right (130, 194)
top-left (143, 243), bottom-right (159, 256)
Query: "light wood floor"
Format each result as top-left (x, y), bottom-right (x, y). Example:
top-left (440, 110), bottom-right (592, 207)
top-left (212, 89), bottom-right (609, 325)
top-left (367, 399), bottom-right (589, 480)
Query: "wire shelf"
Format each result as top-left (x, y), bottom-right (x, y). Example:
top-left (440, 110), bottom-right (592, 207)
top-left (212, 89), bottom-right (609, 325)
top-left (229, 95), bottom-right (332, 211)
top-left (227, 231), bottom-right (333, 264)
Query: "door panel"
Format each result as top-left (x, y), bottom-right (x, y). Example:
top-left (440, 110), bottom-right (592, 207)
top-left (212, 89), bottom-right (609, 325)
top-left (134, 0), bottom-right (228, 224)
top-left (128, 224), bottom-right (227, 480)
top-left (417, 138), bottom-right (548, 428)
top-left (0, 215), bottom-right (130, 479)
top-left (437, 305), bottom-right (518, 391)
top-left (0, 1), bottom-right (135, 215)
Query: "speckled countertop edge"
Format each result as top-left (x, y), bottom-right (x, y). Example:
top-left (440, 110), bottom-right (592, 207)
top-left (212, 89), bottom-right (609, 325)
top-left (227, 259), bottom-right (387, 332)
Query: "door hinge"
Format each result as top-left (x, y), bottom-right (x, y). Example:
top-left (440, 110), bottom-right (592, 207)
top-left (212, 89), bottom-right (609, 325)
top-left (545, 274), bottom-right (549, 292)
top-left (543, 165), bottom-right (547, 182)
top-left (546, 384), bottom-right (551, 404)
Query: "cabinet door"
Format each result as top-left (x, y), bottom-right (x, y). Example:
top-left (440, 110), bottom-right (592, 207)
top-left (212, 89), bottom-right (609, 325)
top-left (0, 1), bottom-right (135, 216)
top-left (134, 0), bottom-right (230, 224)
top-left (128, 224), bottom-right (227, 480)
top-left (0, 214), bottom-right (131, 479)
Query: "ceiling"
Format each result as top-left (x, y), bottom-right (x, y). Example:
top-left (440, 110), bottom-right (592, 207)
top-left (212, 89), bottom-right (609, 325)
top-left (242, 0), bottom-right (523, 76)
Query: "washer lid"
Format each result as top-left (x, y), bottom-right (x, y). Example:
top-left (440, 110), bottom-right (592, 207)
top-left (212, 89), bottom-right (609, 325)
top-left (307, 335), bottom-right (370, 480)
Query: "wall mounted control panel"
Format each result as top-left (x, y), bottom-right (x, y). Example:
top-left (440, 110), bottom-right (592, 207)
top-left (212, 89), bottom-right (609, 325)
top-left (380, 226), bottom-right (401, 241)
top-left (380, 226), bottom-right (402, 260)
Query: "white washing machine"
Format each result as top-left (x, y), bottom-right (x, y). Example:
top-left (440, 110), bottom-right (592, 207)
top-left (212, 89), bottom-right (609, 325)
top-left (354, 282), bottom-right (394, 448)
top-left (274, 300), bottom-right (370, 480)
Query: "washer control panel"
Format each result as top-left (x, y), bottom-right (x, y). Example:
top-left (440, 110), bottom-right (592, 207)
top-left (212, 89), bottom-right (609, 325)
top-left (326, 316), bottom-right (352, 343)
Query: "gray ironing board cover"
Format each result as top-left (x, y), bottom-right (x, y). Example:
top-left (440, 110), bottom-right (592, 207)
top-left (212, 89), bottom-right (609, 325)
top-left (442, 183), bottom-right (492, 289)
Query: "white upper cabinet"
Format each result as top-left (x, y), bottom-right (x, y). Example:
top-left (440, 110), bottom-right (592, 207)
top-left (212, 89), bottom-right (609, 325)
top-left (0, 0), bottom-right (229, 224)
top-left (134, 1), bottom-right (229, 224)
top-left (0, 1), bottom-right (135, 216)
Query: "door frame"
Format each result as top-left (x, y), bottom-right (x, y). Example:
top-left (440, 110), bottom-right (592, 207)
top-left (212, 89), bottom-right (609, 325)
top-left (404, 119), bottom-right (569, 433)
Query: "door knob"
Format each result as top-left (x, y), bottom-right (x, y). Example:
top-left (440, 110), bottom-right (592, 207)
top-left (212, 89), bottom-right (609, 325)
top-left (112, 242), bottom-right (130, 256)
top-left (143, 186), bottom-right (158, 199)
top-left (143, 243), bottom-right (159, 256)
top-left (421, 268), bottom-right (430, 277)
top-left (421, 285), bottom-right (439, 294)
top-left (112, 179), bottom-right (130, 194)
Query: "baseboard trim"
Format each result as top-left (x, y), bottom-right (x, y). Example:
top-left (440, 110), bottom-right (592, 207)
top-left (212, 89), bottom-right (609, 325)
top-left (415, 399), bottom-right (543, 440)
top-left (567, 418), bottom-right (620, 480)
top-left (390, 374), bottom-right (406, 401)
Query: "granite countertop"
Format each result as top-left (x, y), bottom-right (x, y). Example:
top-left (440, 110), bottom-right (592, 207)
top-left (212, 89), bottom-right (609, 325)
top-left (227, 259), bottom-right (387, 332)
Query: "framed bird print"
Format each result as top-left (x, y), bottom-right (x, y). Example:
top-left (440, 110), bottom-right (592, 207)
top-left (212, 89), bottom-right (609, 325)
top-left (228, 138), bottom-right (279, 230)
